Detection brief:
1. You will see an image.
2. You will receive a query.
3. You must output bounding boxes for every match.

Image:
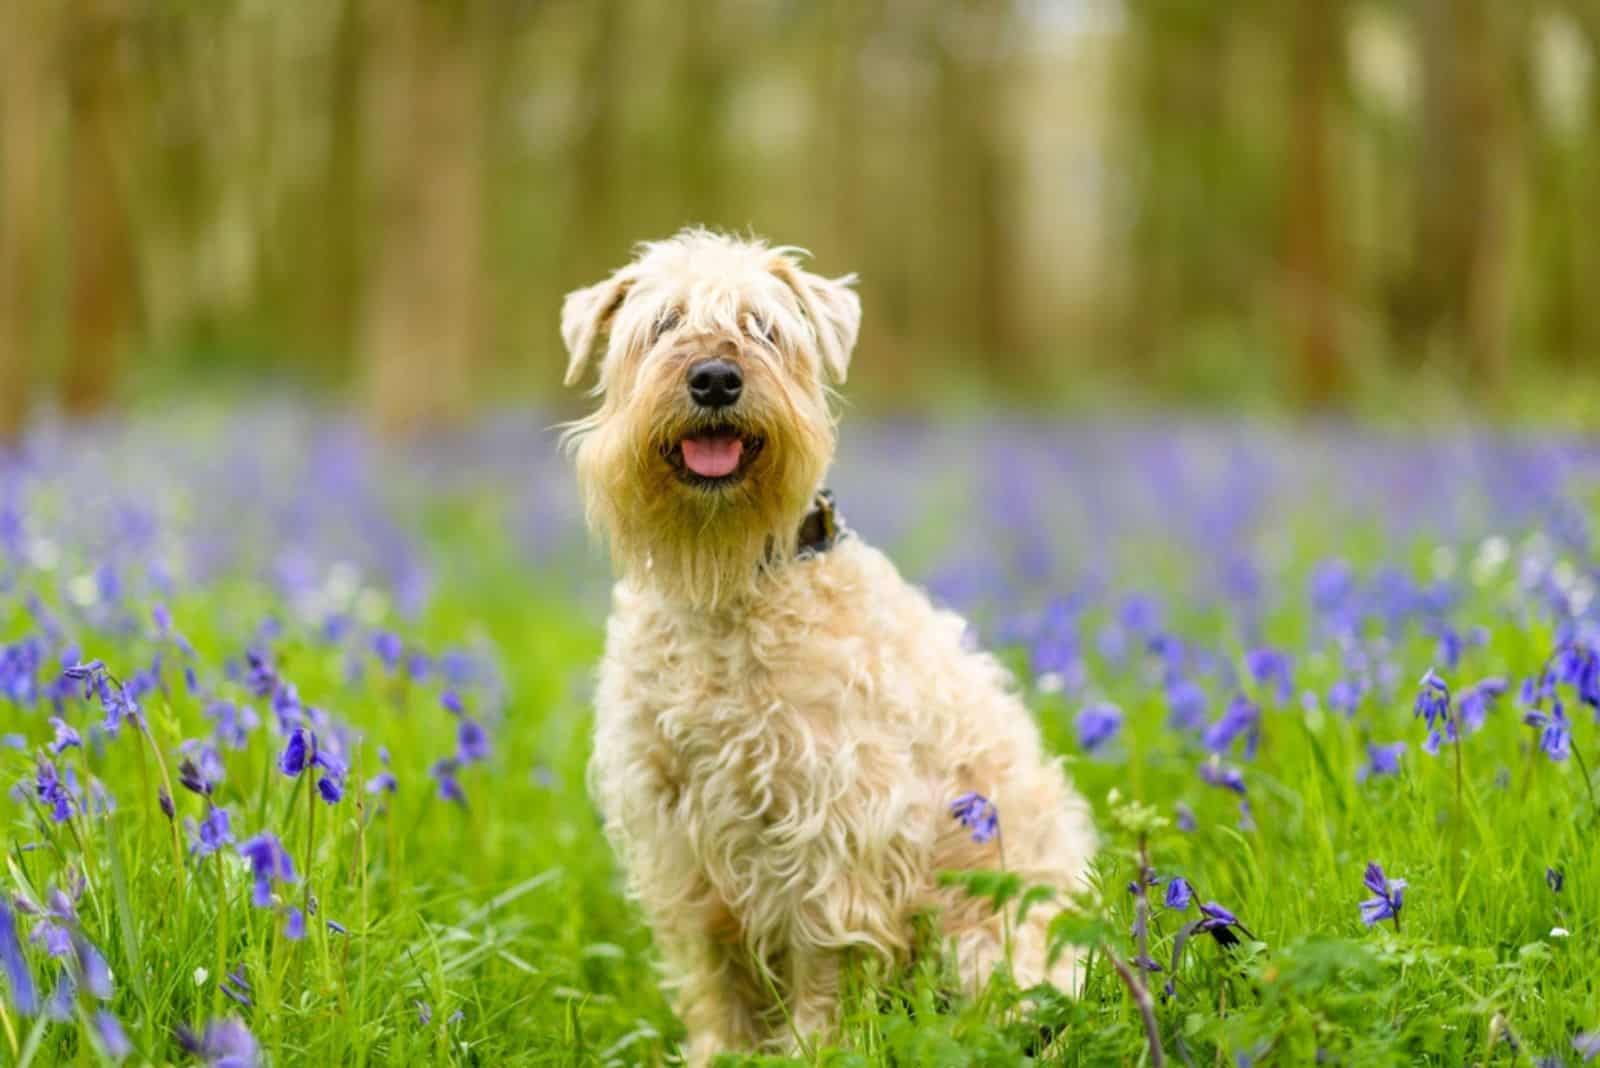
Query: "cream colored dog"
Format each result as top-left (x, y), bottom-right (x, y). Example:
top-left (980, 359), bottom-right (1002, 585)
top-left (561, 229), bottom-right (1095, 1063)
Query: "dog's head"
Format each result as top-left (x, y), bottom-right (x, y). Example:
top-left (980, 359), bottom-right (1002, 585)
top-left (560, 229), bottom-right (861, 607)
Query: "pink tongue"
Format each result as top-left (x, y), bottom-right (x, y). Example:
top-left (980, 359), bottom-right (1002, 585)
top-left (681, 434), bottom-right (743, 478)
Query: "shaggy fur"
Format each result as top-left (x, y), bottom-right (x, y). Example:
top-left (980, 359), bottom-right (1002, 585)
top-left (561, 229), bottom-right (1096, 1064)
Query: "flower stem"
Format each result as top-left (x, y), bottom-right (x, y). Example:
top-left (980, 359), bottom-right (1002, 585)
top-left (213, 848), bottom-right (228, 1017)
top-left (1107, 951), bottom-right (1165, 1068)
top-left (139, 721), bottom-right (186, 902)
top-left (1569, 734), bottom-right (1600, 814)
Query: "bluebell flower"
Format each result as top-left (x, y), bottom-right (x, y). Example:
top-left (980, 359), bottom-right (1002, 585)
top-left (45, 968), bottom-right (74, 1020)
top-left (1524, 699), bottom-right (1572, 762)
top-left (1359, 862), bottom-right (1405, 928)
top-left (441, 690), bottom-right (465, 716)
top-left (1574, 1031), bottom-right (1600, 1062)
top-left (46, 717), bottom-right (81, 756)
top-left (372, 632), bottom-right (403, 671)
top-left (243, 650), bottom-right (277, 699)
top-left (194, 806), bottom-right (234, 856)
top-left (239, 834), bottom-right (296, 908)
top-left (1203, 695), bottom-right (1260, 758)
top-left (1197, 901), bottom-right (1239, 931)
top-left (1327, 678), bottom-right (1363, 716)
top-left (177, 1017), bottom-right (260, 1068)
top-left (1199, 758), bottom-right (1246, 795)
top-left (457, 719), bottom-right (490, 764)
top-left (1164, 877), bottom-right (1193, 911)
top-left (180, 741), bottom-right (225, 796)
top-left (221, 967), bottom-right (251, 1007)
top-left (1457, 677), bottom-right (1508, 734)
top-left (93, 1009), bottom-right (132, 1062)
top-left (284, 907), bottom-right (306, 941)
top-left (1244, 648), bottom-right (1293, 702)
top-left (75, 934), bottom-right (113, 999)
top-left (1174, 802), bottom-right (1196, 832)
top-left (34, 758), bottom-right (74, 822)
top-left (1075, 702), bottom-right (1122, 753)
top-left (278, 728), bottom-right (310, 777)
top-left (0, 897), bottom-right (37, 1015)
top-left (949, 791), bottom-right (1000, 844)
top-left (1357, 741), bottom-right (1406, 782)
top-left (1415, 669), bottom-right (1455, 753)
top-left (431, 759), bottom-right (466, 805)
top-left (1166, 680), bottom-right (1208, 731)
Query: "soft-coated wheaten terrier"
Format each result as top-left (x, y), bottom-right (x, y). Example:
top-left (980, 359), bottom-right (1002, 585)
top-left (560, 229), bottom-right (1095, 1063)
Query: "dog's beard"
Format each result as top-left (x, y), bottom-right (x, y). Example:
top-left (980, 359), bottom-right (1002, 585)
top-left (576, 396), bottom-right (833, 610)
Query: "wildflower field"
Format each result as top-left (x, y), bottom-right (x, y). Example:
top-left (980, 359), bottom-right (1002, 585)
top-left (3, 407), bottom-right (1600, 1067)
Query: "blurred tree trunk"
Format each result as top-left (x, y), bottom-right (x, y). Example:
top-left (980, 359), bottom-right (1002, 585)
top-left (1407, 0), bottom-right (1515, 389)
top-left (362, 0), bottom-right (484, 438)
top-left (933, 4), bottom-right (1021, 363)
top-left (0, 1), bottom-right (56, 444)
top-left (571, 0), bottom-right (622, 281)
top-left (1122, 3), bottom-right (1232, 375)
top-left (1283, 0), bottom-right (1344, 408)
top-left (62, 0), bottom-right (137, 419)
top-left (672, 3), bottom-right (729, 227)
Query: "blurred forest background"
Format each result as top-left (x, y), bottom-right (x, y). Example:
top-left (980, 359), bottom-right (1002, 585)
top-left (1, 0), bottom-right (1597, 440)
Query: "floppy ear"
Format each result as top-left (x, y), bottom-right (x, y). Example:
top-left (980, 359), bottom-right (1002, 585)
top-left (769, 255), bottom-right (862, 384)
top-left (560, 267), bottom-right (636, 388)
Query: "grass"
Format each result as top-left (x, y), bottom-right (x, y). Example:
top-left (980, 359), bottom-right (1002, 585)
top-left (2, 410), bottom-right (1599, 1066)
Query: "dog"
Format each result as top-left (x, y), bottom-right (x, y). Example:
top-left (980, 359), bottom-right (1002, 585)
top-left (560, 229), bottom-right (1096, 1063)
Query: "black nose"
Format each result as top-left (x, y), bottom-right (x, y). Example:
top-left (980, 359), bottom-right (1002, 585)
top-left (687, 359), bottom-right (742, 409)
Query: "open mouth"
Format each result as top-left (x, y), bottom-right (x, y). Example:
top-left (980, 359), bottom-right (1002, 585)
top-left (664, 425), bottom-right (765, 488)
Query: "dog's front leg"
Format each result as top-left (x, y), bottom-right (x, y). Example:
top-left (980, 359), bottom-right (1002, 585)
top-left (781, 949), bottom-right (841, 1052)
top-left (672, 947), bottom-right (770, 1067)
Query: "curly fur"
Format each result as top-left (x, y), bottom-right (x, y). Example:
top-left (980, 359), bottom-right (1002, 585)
top-left (561, 229), bottom-right (1096, 1063)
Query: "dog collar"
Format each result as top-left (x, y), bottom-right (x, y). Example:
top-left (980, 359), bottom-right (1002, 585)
top-left (795, 489), bottom-right (848, 558)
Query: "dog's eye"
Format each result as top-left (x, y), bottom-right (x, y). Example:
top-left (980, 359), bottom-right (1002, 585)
top-left (651, 308), bottom-right (682, 342)
top-left (748, 316), bottom-right (777, 345)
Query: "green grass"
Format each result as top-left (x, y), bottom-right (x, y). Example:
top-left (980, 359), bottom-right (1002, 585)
top-left (5, 503), bottom-right (1600, 1068)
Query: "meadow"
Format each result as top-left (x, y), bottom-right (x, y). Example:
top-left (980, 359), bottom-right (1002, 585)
top-left (2, 405), bottom-right (1599, 1066)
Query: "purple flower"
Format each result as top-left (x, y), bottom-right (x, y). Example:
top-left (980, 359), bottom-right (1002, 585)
top-left (1415, 668), bottom-right (1452, 743)
top-left (1197, 901), bottom-right (1239, 931)
top-left (1199, 758), bottom-right (1246, 795)
top-left (177, 1017), bottom-right (260, 1068)
top-left (180, 741), bottom-right (225, 796)
top-left (1327, 678), bottom-right (1363, 716)
top-left (1244, 648), bottom-right (1293, 702)
top-left (1359, 861), bottom-right (1405, 928)
top-left (0, 898), bottom-right (36, 1015)
top-left (1357, 741), bottom-right (1406, 782)
top-left (1525, 699), bottom-right (1572, 762)
top-left (1166, 680), bottom-right (1208, 731)
top-left (221, 967), bottom-right (251, 1007)
top-left (194, 806), bottom-right (234, 856)
top-left (441, 690), bottom-right (465, 716)
top-left (372, 632), bottom-right (403, 671)
top-left (431, 759), bottom-right (465, 805)
top-left (1574, 1031), bottom-right (1600, 1062)
top-left (47, 717), bottom-right (81, 756)
top-left (75, 934), bottom-right (113, 999)
top-left (1174, 802), bottom-right (1196, 832)
top-left (34, 758), bottom-right (74, 822)
top-left (367, 770), bottom-right (398, 796)
top-left (949, 791), bottom-right (999, 844)
top-left (1075, 702), bottom-right (1122, 753)
top-left (457, 719), bottom-right (490, 764)
top-left (278, 728), bottom-right (310, 777)
top-left (1457, 677), bottom-right (1508, 734)
top-left (284, 907), bottom-right (306, 941)
top-left (238, 834), bottom-right (296, 908)
top-left (1164, 877), bottom-right (1193, 911)
top-left (243, 650), bottom-right (277, 699)
top-left (1203, 695), bottom-right (1260, 758)
top-left (94, 1009), bottom-right (132, 1061)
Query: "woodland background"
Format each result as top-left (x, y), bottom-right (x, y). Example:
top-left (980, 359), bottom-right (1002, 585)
top-left (1, 0), bottom-right (1597, 438)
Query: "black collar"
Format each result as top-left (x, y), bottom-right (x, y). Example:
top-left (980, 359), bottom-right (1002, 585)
top-left (795, 489), bottom-right (847, 558)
